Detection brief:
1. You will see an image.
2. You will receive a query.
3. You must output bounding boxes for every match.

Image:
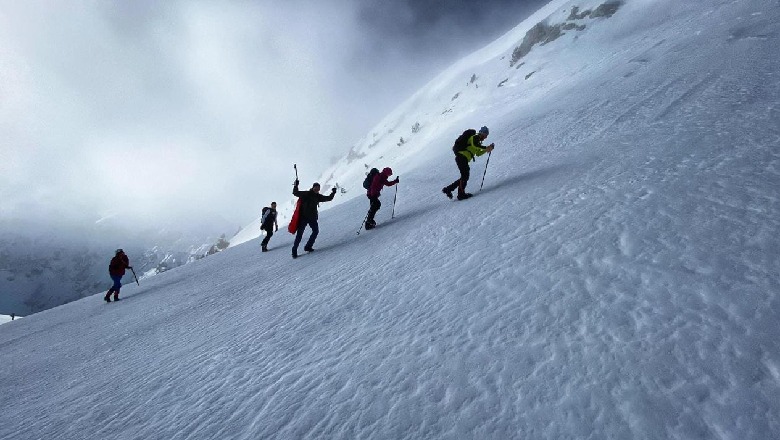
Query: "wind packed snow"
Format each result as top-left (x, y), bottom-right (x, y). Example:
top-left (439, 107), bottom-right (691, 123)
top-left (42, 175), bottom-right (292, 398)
top-left (2, 0), bottom-right (779, 438)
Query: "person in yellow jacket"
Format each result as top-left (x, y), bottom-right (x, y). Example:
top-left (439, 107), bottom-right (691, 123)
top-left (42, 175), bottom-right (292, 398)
top-left (442, 126), bottom-right (494, 200)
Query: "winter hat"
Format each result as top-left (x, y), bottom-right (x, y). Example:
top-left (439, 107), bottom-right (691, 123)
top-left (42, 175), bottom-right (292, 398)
top-left (382, 167), bottom-right (393, 175)
top-left (479, 126), bottom-right (489, 135)
top-left (115, 249), bottom-right (124, 254)
top-left (312, 182), bottom-right (321, 188)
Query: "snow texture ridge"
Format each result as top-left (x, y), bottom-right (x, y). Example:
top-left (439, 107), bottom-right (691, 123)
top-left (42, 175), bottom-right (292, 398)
top-left (2, 0), bottom-right (779, 439)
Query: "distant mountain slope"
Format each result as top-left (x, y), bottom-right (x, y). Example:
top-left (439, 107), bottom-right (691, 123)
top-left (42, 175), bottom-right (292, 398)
top-left (0, 214), bottom-right (235, 316)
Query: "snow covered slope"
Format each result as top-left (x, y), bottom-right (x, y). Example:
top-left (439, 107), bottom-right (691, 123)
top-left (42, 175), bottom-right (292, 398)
top-left (2, 0), bottom-right (779, 439)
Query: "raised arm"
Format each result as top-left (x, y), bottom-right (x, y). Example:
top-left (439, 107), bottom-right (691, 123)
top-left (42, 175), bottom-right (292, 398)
top-left (292, 180), bottom-right (301, 197)
top-left (319, 187), bottom-right (337, 202)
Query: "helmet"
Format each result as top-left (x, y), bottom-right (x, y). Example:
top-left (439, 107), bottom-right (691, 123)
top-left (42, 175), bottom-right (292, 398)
top-left (382, 167), bottom-right (393, 175)
top-left (479, 126), bottom-right (489, 135)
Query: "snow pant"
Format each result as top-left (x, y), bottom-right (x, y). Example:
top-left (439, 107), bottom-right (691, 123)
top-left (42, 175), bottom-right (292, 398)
top-left (444, 154), bottom-right (471, 196)
top-left (293, 217), bottom-right (319, 251)
top-left (261, 227), bottom-right (273, 247)
top-left (106, 274), bottom-right (123, 299)
top-left (366, 196), bottom-right (381, 225)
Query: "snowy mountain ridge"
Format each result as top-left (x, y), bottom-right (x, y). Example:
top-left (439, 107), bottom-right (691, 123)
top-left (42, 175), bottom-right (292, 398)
top-left (2, 0), bottom-right (779, 438)
top-left (232, 0), bottom-right (629, 246)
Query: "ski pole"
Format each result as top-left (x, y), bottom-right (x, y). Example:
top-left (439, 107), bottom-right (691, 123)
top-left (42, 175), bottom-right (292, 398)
top-left (130, 267), bottom-right (140, 286)
top-left (294, 164), bottom-right (298, 182)
top-left (391, 183), bottom-right (398, 219)
top-left (357, 210), bottom-right (370, 235)
top-left (479, 151), bottom-right (492, 191)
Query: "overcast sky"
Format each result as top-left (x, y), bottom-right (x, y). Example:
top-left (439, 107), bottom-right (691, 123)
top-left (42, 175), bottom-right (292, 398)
top-left (0, 0), bottom-right (548, 230)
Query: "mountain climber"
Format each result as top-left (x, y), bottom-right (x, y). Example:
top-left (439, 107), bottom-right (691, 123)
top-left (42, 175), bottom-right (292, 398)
top-left (291, 181), bottom-right (337, 258)
top-left (105, 249), bottom-right (132, 302)
top-left (260, 202), bottom-right (279, 252)
top-left (365, 167), bottom-right (399, 230)
top-left (442, 126), bottom-right (495, 200)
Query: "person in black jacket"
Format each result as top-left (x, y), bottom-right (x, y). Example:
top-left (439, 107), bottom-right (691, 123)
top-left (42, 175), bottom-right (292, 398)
top-left (260, 202), bottom-right (278, 252)
top-left (292, 180), bottom-right (337, 258)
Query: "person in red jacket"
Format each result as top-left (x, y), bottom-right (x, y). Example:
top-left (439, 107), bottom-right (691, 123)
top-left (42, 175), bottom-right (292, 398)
top-left (105, 249), bottom-right (132, 302)
top-left (365, 167), bottom-right (399, 230)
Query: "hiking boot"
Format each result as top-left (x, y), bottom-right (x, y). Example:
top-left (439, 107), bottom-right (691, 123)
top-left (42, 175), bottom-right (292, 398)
top-left (104, 295), bottom-right (111, 303)
top-left (304, 246), bottom-right (314, 252)
top-left (442, 187), bottom-right (453, 199)
top-left (457, 193), bottom-right (473, 200)
top-left (365, 223), bottom-right (375, 230)
top-left (261, 246), bottom-right (268, 252)
top-left (292, 250), bottom-right (298, 259)
top-left (113, 295), bottom-right (120, 301)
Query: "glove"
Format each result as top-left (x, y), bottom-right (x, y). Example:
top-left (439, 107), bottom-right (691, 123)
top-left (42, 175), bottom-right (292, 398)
top-left (294, 179), bottom-right (299, 186)
top-left (275, 226), bottom-right (278, 232)
top-left (331, 187), bottom-right (337, 194)
top-left (394, 177), bottom-right (400, 184)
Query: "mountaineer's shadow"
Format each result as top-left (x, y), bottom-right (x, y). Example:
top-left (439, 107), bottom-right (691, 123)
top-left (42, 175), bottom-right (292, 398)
top-left (478, 162), bottom-right (575, 195)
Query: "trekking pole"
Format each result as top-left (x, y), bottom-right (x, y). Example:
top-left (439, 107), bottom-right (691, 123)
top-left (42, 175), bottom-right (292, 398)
top-left (130, 267), bottom-right (140, 286)
top-left (294, 164), bottom-right (298, 181)
top-left (391, 183), bottom-right (398, 219)
top-left (479, 151), bottom-right (492, 191)
top-left (356, 210), bottom-right (370, 235)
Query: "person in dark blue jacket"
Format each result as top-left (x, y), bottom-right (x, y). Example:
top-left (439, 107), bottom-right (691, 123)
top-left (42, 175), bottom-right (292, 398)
top-left (260, 202), bottom-right (278, 252)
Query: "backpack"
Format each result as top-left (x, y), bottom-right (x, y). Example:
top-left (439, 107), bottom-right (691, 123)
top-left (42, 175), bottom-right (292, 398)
top-left (363, 168), bottom-right (379, 190)
top-left (261, 207), bottom-right (275, 230)
top-left (452, 129), bottom-right (477, 153)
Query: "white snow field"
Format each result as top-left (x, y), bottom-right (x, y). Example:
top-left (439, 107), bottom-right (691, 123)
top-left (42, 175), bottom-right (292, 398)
top-left (2, 0), bottom-right (779, 439)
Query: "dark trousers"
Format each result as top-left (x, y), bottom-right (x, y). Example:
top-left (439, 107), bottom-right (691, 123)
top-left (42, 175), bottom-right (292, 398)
top-left (293, 217), bottom-right (319, 251)
top-left (106, 274), bottom-right (123, 299)
top-left (445, 154), bottom-right (471, 195)
top-left (366, 196), bottom-right (381, 224)
top-left (261, 227), bottom-right (273, 247)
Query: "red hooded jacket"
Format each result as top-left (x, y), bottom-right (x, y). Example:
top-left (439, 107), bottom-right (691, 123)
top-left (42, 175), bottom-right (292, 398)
top-left (109, 253), bottom-right (131, 276)
top-left (368, 168), bottom-right (398, 198)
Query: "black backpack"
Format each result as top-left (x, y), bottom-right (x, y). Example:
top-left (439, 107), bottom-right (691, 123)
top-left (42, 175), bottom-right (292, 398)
top-left (261, 207), bottom-right (274, 228)
top-left (363, 168), bottom-right (379, 190)
top-left (452, 129), bottom-right (476, 153)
